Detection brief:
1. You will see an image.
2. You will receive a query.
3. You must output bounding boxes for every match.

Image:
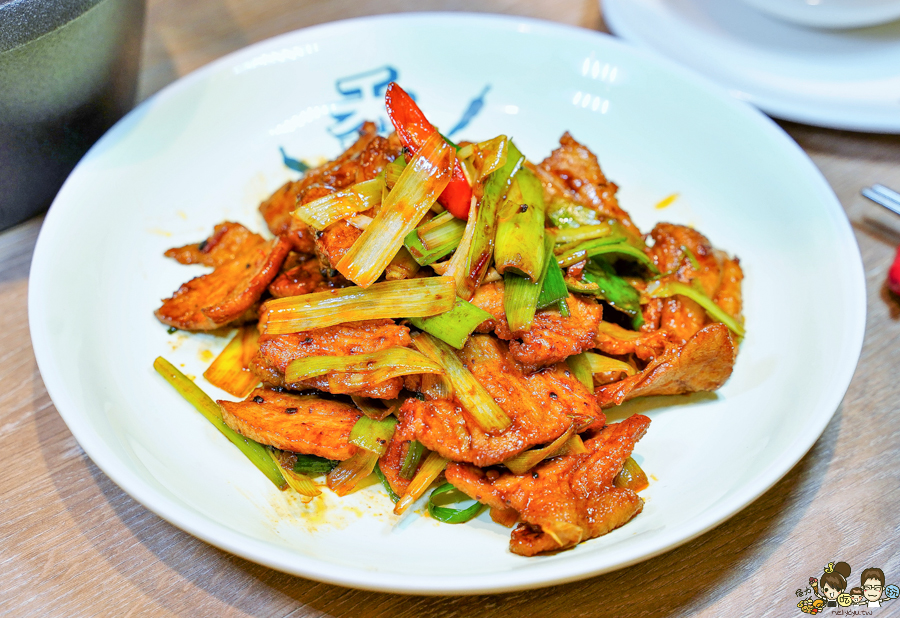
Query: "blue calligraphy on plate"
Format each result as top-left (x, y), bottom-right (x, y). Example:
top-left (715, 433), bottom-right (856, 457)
top-left (328, 66), bottom-right (399, 145)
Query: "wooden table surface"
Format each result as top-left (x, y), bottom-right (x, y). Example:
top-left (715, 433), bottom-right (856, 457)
top-left (2, 1), bottom-right (899, 616)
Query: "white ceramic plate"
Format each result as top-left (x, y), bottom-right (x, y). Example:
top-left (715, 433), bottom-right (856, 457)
top-left (29, 13), bottom-right (865, 594)
top-left (603, 0), bottom-right (900, 133)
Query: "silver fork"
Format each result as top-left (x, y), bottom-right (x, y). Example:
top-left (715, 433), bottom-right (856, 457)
top-left (863, 184), bottom-right (900, 216)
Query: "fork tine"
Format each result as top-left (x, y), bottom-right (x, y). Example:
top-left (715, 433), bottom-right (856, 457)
top-left (863, 185), bottom-right (900, 216)
top-left (873, 184), bottom-right (900, 204)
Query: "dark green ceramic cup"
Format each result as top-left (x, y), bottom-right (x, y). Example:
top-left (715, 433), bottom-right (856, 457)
top-left (0, 0), bottom-right (145, 230)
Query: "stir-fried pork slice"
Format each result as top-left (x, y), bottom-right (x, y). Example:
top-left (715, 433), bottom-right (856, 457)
top-left (313, 218), bottom-right (364, 271)
top-left (164, 222), bottom-right (264, 268)
top-left (218, 388), bottom-right (361, 459)
top-left (644, 223), bottom-right (744, 342)
top-left (377, 420), bottom-right (418, 497)
top-left (594, 320), bottom-right (670, 362)
top-left (535, 133), bottom-right (638, 235)
top-left (266, 252), bottom-right (351, 298)
top-left (446, 414), bottom-right (650, 556)
top-left (713, 254), bottom-right (743, 320)
top-left (399, 336), bottom-right (603, 466)
top-left (595, 323), bottom-right (737, 408)
top-left (259, 122), bottom-right (380, 239)
top-left (258, 182), bottom-right (317, 254)
top-left (471, 282), bottom-right (602, 369)
top-left (251, 320), bottom-right (411, 399)
top-left (156, 236), bottom-right (291, 331)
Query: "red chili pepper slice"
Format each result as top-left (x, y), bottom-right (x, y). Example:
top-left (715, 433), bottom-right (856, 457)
top-left (385, 82), bottom-right (472, 219)
top-left (889, 245), bottom-right (900, 295)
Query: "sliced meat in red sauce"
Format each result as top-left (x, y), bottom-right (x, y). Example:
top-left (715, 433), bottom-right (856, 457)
top-left (445, 413), bottom-right (650, 556)
top-left (643, 223), bottom-right (744, 342)
top-left (250, 320), bottom-right (411, 399)
top-left (259, 123), bottom-right (380, 239)
top-left (399, 335), bottom-right (603, 466)
top-left (164, 222), bottom-right (264, 268)
top-left (377, 420), bottom-right (418, 498)
top-left (535, 133), bottom-right (639, 236)
top-left (218, 388), bottom-right (361, 460)
top-left (595, 323), bottom-right (737, 408)
top-left (156, 236), bottom-right (291, 331)
top-left (471, 282), bottom-right (602, 369)
top-left (267, 252), bottom-right (353, 298)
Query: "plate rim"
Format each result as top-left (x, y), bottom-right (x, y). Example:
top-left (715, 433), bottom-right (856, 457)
top-left (28, 11), bottom-right (868, 595)
top-left (602, 0), bottom-right (900, 134)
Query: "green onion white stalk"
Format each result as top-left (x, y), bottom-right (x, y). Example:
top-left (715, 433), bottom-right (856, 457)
top-left (262, 276), bottom-right (456, 334)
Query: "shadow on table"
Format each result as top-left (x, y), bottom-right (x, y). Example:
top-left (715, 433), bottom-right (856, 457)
top-left (35, 377), bottom-right (842, 618)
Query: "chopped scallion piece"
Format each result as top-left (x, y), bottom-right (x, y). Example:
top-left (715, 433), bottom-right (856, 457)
top-left (400, 440), bottom-right (426, 480)
top-left (537, 249), bottom-right (569, 312)
top-left (613, 456), bottom-right (649, 492)
top-left (458, 141), bottom-right (525, 299)
top-left (291, 178), bottom-right (382, 230)
top-left (428, 482), bottom-right (485, 523)
top-left (335, 132), bottom-right (455, 287)
top-left (503, 234), bottom-right (554, 332)
top-left (326, 449), bottom-right (379, 497)
top-left (582, 352), bottom-right (637, 377)
top-left (384, 155), bottom-right (407, 189)
top-left (502, 425), bottom-right (575, 475)
top-left (558, 240), bottom-right (658, 273)
top-left (552, 223), bottom-right (613, 245)
top-left (203, 325), bottom-right (260, 398)
top-left (403, 213), bottom-right (465, 266)
top-left (494, 167), bottom-right (546, 280)
top-left (261, 276), bottom-right (456, 334)
top-left (646, 280), bottom-right (745, 337)
top-left (348, 416), bottom-right (398, 457)
top-left (293, 454), bottom-right (340, 476)
top-left (566, 353), bottom-right (595, 393)
top-left (385, 246), bottom-right (421, 280)
top-left (394, 451), bottom-right (449, 515)
top-left (286, 347), bottom-right (442, 386)
top-left (411, 333), bottom-right (512, 433)
top-left (374, 463), bottom-right (401, 503)
top-left (407, 296), bottom-right (493, 349)
top-left (580, 258), bottom-right (644, 329)
top-left (277, 460), bottom-right (322, 498)
top-left (153, 357), bottom-right (286, 489)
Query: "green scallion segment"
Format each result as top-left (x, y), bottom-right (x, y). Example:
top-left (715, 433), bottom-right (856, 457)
top-left (502, 426), bottom-right (575, 475)
top-left (647, 281), bottom-right (745, 337)
top-left (407, 296), bottom-right (493, 349)
top-left (285, 346), bottom-right (442, 385)
top-left (580, 259), bottom-right (644, 329)
top-left (403, 214), bottom-right (465, 266)
top-left (566, 353), bottom-right (595, 393)
top-left (558, 241), bottom-right (657, 273)
top-left (458, 141), bottom-right (525, 300)
top-left (494, 167), bottom-right (546, 280)
top-left (348, 416), bottom-right (398, 457)
top-left (293, 454), bottom-right (340, 476)
top-left (537, 252), bottom-right (570, 318)
top-left (153, 357), bottom-right (286, 489)
top-left (374, 463), bottom-right (401, 503)
top-left (411, 333), bottom-right (512, 433)
top-left (503, 233), bottom-right (555, 332)
top-left (552, 223), bottom-right (613, 245)
top-left (326, 449), bottom-right (379, 497)
top-left (384, 154), bottom-right (407, 188)
top-left (582, 352), bottom-right (637, 377)
top-left (428, 482), bottom-right (485, 524)
top-left (400, 440), bottom-right (426, 480)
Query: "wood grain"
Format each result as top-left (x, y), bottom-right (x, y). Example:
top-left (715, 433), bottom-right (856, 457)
top-left (2, 1), bottom-right (899, 616)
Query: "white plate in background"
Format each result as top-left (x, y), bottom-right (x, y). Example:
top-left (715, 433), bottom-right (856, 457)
top-left (29, 13), bottom-right (865, 594)
top-left (603, 0), bottom-right (900, 133)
